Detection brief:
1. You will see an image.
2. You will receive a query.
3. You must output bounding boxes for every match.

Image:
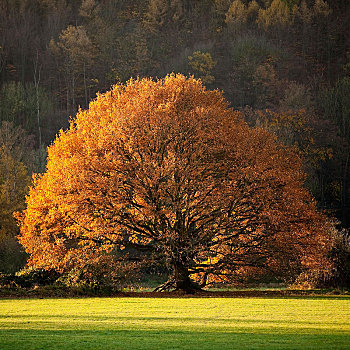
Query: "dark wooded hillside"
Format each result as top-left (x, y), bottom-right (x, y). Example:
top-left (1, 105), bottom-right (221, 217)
top-left (0, 1), bottom-right (349, 285)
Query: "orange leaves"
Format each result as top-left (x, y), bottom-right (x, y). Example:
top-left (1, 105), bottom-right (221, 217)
top-left (17, 74), bottom-right (333, 285)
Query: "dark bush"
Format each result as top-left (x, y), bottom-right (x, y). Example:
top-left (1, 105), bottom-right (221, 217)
top-left (0, 269), bottom-right (60, 288)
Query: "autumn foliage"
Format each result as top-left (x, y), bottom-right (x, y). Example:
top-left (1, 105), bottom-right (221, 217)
top-left (17, 75), bottom-right (333, 291)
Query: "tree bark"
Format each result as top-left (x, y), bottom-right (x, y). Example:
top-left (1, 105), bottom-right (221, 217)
top-left (173, 261), bottom-right (192, 291)
top-left (153, 261), bottom-right (202, 293)
top-left (33, 51), bottom-right (42, 147)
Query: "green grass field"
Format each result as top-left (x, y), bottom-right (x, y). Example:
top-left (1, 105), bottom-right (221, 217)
top-left (1, 296), bottom-right (350, 349)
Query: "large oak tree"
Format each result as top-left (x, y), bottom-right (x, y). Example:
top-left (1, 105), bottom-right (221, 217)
top-left (17, 75), bottom-right (332, 291)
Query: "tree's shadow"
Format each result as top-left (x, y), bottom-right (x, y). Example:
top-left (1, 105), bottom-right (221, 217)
top-left (1, 328), bottom-right (349, 350)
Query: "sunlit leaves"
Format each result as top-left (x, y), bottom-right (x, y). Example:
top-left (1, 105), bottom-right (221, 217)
top-left (18, 75), bottom-right (333, 287)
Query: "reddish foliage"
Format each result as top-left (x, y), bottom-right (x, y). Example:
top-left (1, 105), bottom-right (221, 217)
top-left (16, 75), bottom-right (333, 290)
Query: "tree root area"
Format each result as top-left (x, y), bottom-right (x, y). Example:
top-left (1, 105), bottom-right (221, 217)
top-left (153, 279), bottom-right (204, 294)
top-left (0, 287), bottom-right (346, 299)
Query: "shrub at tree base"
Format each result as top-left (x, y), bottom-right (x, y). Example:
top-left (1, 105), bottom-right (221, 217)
top-left (16, 75), bottom-right (333, 292)
top-left (0, 269), bottom-right (59, 288)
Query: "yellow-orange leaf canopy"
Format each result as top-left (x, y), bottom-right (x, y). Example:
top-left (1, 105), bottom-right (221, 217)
top-left (17, 75), bottom-right (332, 291)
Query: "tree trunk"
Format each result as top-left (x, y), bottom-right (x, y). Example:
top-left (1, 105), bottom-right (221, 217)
top-left (33, 51), bottom-right (42, 147)
top-left (173, 262), bottom-right (192, 291)
top-left (83, 61), bottom-right (88, 108)
top-left (153, 261), bottom-right (202, 293)
top-left (173, 261), bottom-right (202, 293)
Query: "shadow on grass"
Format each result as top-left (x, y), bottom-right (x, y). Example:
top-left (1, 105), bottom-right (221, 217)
top-left (1, 329), bottom-right (349, 350)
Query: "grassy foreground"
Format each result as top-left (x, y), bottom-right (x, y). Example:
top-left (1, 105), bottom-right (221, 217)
top-left (1, 296), bottom-right (350, 349)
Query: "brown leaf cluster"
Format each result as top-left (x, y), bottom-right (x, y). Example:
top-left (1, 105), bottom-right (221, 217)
top-left (17, 75), bottom-right (333, 286)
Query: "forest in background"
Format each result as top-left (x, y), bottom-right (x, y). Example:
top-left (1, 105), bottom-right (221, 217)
top-left (0, 0), bottom-right (349, 277)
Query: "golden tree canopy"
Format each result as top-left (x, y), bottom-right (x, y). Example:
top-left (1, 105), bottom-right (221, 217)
top-left (17, 74), bottom-right (332, 291)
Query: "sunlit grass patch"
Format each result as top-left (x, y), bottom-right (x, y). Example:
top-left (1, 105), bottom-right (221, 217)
top-left (1, 297), bottom-right (349, 349)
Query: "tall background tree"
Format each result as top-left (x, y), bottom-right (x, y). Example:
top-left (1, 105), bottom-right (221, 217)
top-left (0, 122), bottom-right (32, 273)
